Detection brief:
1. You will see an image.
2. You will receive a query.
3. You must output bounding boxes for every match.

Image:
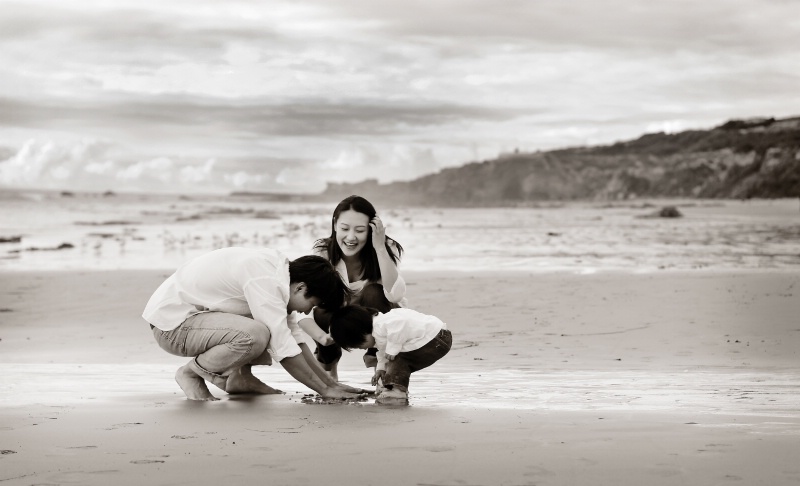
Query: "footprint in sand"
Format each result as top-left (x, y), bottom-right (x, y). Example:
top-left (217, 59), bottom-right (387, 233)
top-left (424, 446), bottom-right (455, 452)
top-left (131, 459), bottom-right (166, 464)
top-left (451, 340), bottom-right (478, 350)
top-left (105, 422), bottom-right (143, 430)
top-left (524, 465), bottom-right (556, 478)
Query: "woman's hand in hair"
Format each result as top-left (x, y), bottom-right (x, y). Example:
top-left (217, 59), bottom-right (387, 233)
top-left (370, 216), bottom-right (386, 249)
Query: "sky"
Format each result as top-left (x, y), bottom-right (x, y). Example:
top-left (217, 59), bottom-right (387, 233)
top-left (1, 0), bottom-right (799, 195)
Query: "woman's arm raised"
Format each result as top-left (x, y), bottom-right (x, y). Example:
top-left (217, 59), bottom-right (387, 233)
top-left (370, 216), bottom-right (404, 301)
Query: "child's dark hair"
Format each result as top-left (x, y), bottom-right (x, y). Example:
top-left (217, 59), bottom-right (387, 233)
top-left (313, 195), bottom-right (403, 282)
top-left (289, 255), bottom-right (352, 311)
top-left (329, 305), bottom-right (377, 351)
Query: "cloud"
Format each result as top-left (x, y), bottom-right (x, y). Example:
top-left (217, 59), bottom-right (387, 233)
top-left (326, 0), bottom-right (800, 56)
top-left (273, 143), bottom-right (442, 192)
top-left (0, 140), bottom-right (55, 185)
top-left (0, 139), bottom-right (211, 192)
top-left (224, 170), bottom-right (265, 189)
top-left (0, 138), bottom-right (123, 186)
top-left (116, 157), bottom-right (174, 183)
top-left (1, 0), bottom-right (799, 195)
top-left (181, 159), bottom-right (216, 183)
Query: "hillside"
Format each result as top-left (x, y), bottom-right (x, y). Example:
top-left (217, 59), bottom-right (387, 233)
top-left (317, 116), bottom-right (800, 206)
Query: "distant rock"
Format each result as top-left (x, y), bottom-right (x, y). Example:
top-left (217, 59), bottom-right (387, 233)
top-left (9, 242), bottom-right (75, 253)
top-left (636, 206), bottom-right (683, 219)
top-left (0, 235), bottom-right (22, 243)
top-left (75, 220), bottom-right (139, 226)
top-left (657, 206), bottom-right (683, 218)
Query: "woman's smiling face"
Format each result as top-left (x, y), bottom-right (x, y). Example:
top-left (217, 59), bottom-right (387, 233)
top-left (335, 209), bottom-right (370, 257)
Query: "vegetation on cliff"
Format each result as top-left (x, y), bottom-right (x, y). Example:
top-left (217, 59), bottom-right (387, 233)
top-left (319, 116), bottom-right (800, 206)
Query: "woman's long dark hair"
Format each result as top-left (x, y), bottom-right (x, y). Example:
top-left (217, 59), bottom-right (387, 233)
top-left (313, 195), bottom-right (403, 282)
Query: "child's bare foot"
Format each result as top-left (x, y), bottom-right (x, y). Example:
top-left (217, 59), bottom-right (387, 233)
top-left (225, 366), bottom-right (282, 395)
top-left (375, 387), bottom-right (408, 405)
top-left (374, 379), bottom-right (386, 396)
top-left (175, 365), bottom-right (219, 401)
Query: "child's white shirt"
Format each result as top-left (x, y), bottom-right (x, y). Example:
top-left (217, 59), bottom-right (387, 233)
top-left (372, 308), bottom-right (447, 371)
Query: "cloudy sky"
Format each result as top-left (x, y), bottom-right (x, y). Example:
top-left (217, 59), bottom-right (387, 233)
top-left (1, 0), bottom-right (799, 194)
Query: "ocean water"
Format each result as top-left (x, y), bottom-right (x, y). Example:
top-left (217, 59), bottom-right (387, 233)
top-left (1, 189), bottom-right (798, 273)
top-left (3, 364), bottom-right (799, 417)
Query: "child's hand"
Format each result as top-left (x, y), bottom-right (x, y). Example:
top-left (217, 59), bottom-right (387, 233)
top-left (318, 333), bottom-right (334, 346)
top-left (386, 353), bottom-right (396, 361)
top-left (371, 370), bottom-right (385, 386)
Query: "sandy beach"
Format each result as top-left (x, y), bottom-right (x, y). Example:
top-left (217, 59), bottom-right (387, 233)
top-left (1, 269), bottom-right (799, 485)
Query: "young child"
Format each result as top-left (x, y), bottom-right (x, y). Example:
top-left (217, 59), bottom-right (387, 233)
top-left (329, 305), bottom-right (452, 404)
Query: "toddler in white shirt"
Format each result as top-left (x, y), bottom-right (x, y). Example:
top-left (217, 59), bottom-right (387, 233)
top-left (329, 305), bottom-right (452, 404)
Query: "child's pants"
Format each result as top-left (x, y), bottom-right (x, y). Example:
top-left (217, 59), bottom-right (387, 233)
top-left (384, 329), bottom-right (452, 391)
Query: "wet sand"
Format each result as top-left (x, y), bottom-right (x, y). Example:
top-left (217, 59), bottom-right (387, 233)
top-left (1, 269), bottom-right (799, 485)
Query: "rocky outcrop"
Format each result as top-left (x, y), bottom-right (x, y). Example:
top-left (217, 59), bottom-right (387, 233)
top-left (317, 116), bottom-right (800, 206)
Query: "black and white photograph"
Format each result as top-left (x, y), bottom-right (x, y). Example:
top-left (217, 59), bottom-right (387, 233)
top-left (1, 1), bottom-right (799, 485)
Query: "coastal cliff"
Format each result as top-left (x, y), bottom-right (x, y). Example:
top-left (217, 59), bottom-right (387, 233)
top-left (318, 116), bottom-right (800, 206)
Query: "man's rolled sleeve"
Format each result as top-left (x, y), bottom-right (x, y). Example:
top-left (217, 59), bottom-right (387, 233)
top-left (243, 276), bottom-right (301, 361)
top-left (287, 313), bottom-right (307, 344)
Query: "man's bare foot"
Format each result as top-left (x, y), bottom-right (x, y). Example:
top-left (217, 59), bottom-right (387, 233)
top-left (175, 365), bottom-right (219, 401)
top-left (225, 366), bottom-right (282, 395)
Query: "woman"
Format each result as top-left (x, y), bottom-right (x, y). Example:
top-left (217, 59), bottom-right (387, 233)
top-left (298, 195), bottom-right (406, 381)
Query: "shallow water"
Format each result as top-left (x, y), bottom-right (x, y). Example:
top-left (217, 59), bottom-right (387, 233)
top-left (1, 190), bottom-right (798, 273)
top-left (2, 364), bottom-right (798, 420)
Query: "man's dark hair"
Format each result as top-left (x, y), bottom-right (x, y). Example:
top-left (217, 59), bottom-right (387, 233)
top-left (329, 305), bottom-right (376, 351)
top-left (289, 255), bottom-right (351, 311)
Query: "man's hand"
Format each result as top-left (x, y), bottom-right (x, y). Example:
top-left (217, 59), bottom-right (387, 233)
top-left (371, 369), bottom-right (386, 386)
top-left (321, 387), bottom-right (363, 399)
top-left (335, 383), bottom-right (369, 394)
